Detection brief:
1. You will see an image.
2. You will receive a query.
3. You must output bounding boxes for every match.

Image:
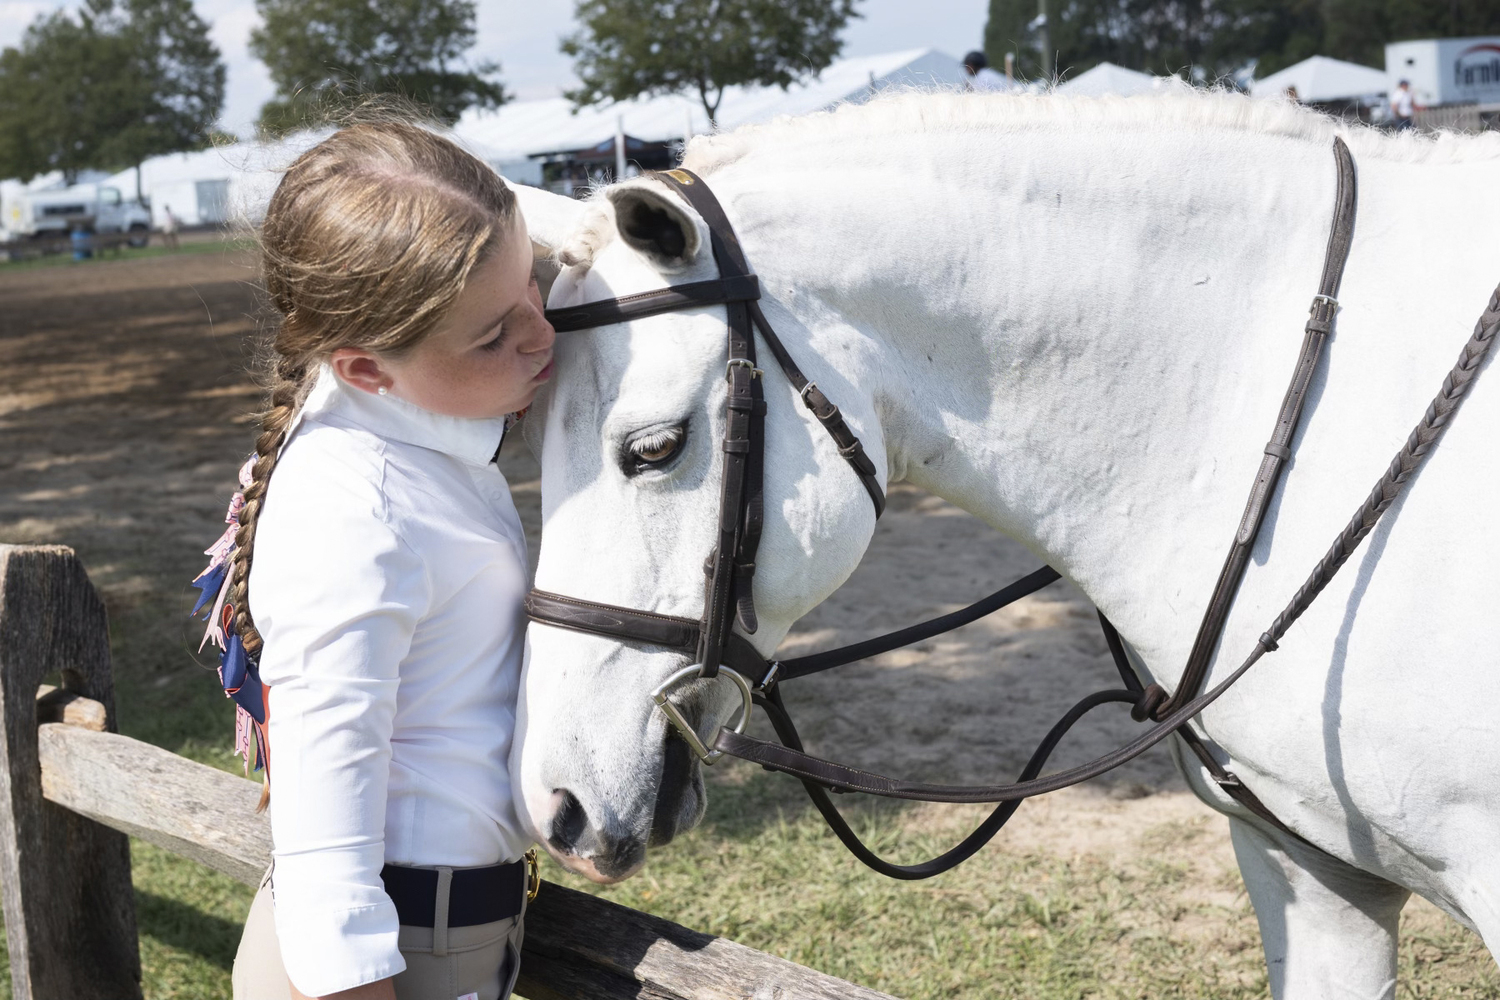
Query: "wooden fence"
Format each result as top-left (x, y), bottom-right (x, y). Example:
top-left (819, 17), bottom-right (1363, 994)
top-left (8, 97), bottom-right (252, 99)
top-left (1, 230), bottom-right (149, 261)
top-left (0, 544), bottom-right (895, 1000)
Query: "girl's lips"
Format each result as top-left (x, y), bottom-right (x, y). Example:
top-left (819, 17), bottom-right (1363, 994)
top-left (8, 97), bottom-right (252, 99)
top-left (534, 359), bottom-right (554, 382)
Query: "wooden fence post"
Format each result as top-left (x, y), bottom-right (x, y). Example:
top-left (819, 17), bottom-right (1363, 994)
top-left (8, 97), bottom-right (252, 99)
top-left (0, 544), bottom-right (142, 999)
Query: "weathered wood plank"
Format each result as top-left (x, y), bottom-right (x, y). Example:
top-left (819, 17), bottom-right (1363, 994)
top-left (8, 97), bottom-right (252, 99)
top-left (38, 723), bottom-right (271, 886)
top-left (36, 684), bottom-right (108, 731)
top-left (37, 720), bottom-right (897, 999)
top-left (0, 544), bottom-right (142, 1000)
top-left (520, 882), bottom-right (899, 1000)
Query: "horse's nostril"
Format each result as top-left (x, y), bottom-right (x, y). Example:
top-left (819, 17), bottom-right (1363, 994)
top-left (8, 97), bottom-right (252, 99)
top-left (549, 789), bottom-right (588, 854)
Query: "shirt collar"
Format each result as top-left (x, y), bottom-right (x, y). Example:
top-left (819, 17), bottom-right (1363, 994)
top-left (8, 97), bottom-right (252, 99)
top-left (299, 364), bottom-right (509, 466)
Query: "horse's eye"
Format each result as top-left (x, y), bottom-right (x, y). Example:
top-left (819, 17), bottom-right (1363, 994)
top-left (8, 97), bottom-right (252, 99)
top-left (626, 425), bottom-right (685, 472)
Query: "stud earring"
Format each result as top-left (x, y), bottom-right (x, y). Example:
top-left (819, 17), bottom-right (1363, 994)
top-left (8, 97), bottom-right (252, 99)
top-left (378, 386), bottom-right (389, 396)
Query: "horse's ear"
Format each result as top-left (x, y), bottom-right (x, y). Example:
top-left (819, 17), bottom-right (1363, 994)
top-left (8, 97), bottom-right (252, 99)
top-left (605, 181), bottom-right (702, 268)
top-left (505, 179), bottom-right (587, 260)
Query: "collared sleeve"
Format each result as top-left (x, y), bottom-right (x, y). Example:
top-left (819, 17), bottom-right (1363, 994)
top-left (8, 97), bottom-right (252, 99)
top-left (251, 466), bottom-right (430, 997)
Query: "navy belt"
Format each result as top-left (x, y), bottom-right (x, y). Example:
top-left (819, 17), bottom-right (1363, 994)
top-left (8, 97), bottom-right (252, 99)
top-left (380, 859), bottom-right (527, 928)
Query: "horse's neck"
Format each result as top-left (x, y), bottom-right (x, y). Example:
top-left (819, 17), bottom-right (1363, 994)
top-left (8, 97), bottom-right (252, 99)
top-left (729, 122), bottom-right (1345, 683)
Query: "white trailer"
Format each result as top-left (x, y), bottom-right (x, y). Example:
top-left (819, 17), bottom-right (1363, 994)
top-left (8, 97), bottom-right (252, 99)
top-left (1386, 36), bottom-right (1500, 109)
top-left (2, 182), bottom-right (151, 243)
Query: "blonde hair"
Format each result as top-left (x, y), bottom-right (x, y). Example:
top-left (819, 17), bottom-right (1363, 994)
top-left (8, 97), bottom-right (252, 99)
top-left (228, 121), bottom-right (517, 657)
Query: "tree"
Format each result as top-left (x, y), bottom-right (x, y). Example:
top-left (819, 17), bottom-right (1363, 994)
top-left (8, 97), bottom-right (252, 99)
top-left (563, 0), bottom-right (861, 127)
top-left (249, 0), bottom-right (505, 133)
top-left (0, 0), bottom-right (222, 185)
top-left (98, 0), bottom-right (226, 183)
top-left (985, 0), bottom-right (1046, 81)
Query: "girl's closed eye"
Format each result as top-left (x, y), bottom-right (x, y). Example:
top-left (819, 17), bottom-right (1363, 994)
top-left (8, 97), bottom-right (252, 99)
top-left (480, 325), bottom-right (508, 352)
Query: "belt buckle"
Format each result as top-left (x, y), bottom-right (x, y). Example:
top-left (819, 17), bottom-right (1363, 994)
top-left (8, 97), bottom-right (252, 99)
top-left (525, 848), bottom-right (541, 901)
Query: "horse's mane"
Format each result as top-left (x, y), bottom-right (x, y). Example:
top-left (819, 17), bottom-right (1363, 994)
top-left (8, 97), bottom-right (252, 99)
top-left (683, 88), bottom-right (1500, 175)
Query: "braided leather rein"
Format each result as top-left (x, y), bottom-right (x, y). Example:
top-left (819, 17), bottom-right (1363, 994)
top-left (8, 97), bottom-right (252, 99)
top-left (524, 146), bottom-right (1498, 879)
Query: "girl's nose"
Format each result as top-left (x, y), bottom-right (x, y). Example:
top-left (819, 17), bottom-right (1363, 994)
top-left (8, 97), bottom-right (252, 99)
top-left (519, 305), bottom-right (555, 354)
top-left (532, 313), bottom-right (556, 353)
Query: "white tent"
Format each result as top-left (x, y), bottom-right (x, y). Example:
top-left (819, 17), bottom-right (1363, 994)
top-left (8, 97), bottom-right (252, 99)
top-left (1055, 62), bottom-right (1164, 97)
top-left (1250, 56), bottom-right (1387, 102)
top-left (454, 48), bottom-right (965, 180)
top-left (100, 134), bottom-right (328, 229)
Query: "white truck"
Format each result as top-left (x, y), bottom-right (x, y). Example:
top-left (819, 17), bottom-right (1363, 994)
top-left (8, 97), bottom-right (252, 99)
top-left (2, 182), bottom-right (152, 246)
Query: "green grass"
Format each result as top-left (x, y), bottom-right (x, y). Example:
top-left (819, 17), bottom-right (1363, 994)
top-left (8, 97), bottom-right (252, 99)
top-left (536, 776), bottom-right (1270, 1000)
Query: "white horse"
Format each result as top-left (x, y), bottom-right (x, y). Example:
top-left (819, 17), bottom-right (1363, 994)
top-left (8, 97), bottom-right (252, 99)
top-left (507, 92), bottom-right (1500, 999)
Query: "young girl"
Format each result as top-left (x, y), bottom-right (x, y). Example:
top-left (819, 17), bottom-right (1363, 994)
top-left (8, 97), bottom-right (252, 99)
top-left (212, 122), bottom-right (553, 1000)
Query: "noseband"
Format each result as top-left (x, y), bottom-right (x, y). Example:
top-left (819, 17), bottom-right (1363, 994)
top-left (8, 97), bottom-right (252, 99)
top-left (524, 153), bottom-right (1500, 879)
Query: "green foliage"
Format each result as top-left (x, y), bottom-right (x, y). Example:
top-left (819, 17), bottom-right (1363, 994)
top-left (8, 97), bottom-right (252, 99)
top-left (99, 0), bottom-right (226, 172)
top-left (985, 0), bottom-right (1044, 80)
top-left (249, 0), bottom-right (504, 133)
top-left (982, 0), bottom-right (1500, 85)
top-left (563, 0), bottom-right (861, 125)
top-left (0, 0), bottom-right (222, 184)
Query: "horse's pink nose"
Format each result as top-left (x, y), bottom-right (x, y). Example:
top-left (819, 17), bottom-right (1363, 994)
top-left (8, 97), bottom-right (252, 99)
top-left (541, 788), bottom-right (645, 882)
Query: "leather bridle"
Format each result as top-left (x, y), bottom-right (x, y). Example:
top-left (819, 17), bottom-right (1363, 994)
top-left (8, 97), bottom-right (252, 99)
top-left (525, 150), bottom-right (1500, 879)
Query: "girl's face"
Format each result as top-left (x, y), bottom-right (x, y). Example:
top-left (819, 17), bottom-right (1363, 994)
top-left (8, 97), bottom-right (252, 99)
top-left (333, 214), bottom-right (556, 419)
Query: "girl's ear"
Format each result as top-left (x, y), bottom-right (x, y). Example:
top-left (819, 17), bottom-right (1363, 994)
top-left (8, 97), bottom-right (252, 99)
top-left (330, 348), bottom-right (391, 396)
top-left (605, 182), bottom-right (703, 269)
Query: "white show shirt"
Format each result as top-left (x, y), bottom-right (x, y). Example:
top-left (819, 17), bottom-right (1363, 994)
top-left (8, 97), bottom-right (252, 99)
top-left (250, 366), bottom-right (532, 996)
top-left (969, 66), bottom-right (1013, 92)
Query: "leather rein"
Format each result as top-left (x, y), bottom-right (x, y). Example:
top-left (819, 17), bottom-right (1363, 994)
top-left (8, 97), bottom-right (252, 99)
top-left (525, 149), bottom-right (1500, 879)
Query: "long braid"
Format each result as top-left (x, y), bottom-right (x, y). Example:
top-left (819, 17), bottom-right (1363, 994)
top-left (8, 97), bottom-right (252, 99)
top-left (228, 350), bottom-right (309, 656)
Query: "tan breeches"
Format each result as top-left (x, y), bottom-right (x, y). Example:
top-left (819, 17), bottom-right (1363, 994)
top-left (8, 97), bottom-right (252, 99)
top-left (232, 866), bottom-right (525, 1000)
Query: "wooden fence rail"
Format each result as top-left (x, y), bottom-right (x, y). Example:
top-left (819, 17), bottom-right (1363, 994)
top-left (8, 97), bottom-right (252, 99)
top-left (0, 543), bottom-right (895, 1000)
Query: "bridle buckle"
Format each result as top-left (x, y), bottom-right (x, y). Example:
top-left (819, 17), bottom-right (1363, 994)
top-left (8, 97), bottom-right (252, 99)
top-left (727, 358), bottom-right (763, 379)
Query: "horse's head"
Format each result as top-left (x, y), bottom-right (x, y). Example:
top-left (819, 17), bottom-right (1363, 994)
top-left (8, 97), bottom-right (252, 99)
top-left (509, 177), bottom-right (881, 882)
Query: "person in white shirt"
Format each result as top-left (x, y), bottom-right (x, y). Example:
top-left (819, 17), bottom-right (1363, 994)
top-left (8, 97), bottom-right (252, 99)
top-left (1391, 79), bottom-right (1416, 131)
top-left (224, 121), bottom-right (554, 1000)
top-left (963, 50), bottom-right (1012, 93)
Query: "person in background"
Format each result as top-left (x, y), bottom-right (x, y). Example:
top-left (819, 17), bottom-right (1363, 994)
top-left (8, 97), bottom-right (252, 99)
top-left (161, 204), bottom-right (180, 250)
top-left (1391, 79), bottom-right (1417, 131)
top-left (963, 51), bottom-right (1011, 93)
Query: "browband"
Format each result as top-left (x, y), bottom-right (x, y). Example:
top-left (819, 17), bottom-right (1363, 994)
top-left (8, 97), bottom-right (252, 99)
top-left (546, 274), bottom-right (761, 333)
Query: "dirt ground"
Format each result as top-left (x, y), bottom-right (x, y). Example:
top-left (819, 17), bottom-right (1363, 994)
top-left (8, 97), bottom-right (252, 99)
top-left (1, 248), bottom-right (1491, 997)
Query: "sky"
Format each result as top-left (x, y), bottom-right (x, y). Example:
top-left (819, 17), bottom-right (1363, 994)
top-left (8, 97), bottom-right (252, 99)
top-left (0, 0), bottom-right (989, 136)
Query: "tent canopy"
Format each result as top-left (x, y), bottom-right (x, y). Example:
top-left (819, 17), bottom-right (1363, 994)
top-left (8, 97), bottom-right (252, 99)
top-left (1250, 56), bottom-right (1387, 102)
top-left (1055, 61), bottom-right (1163, 97)
top-left (453, 48), bottom-right (964, 163)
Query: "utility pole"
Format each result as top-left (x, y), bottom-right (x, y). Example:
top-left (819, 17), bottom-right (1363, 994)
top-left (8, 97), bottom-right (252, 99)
top-left (1038, 0), bottom-right (1052, 80)
top-left (614, 114), bottom-right (626, 182)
